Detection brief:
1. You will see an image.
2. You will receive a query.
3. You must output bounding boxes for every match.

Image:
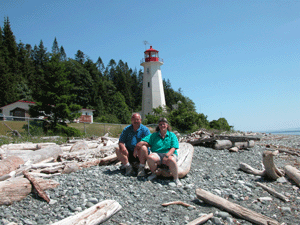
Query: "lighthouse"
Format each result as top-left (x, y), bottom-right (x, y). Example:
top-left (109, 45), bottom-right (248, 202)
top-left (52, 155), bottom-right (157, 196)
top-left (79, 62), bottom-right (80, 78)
top-left (140, 46), bottom-right (166, 120)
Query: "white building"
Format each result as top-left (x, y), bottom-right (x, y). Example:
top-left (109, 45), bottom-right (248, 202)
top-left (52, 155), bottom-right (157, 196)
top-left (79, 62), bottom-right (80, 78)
top-left (140, 46), bottom-right (166, 120)
top-left (0, 100), bottom-right (94, 123)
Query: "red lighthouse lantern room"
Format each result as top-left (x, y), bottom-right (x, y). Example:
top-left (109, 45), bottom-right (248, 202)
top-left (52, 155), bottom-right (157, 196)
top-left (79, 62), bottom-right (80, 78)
top-left (143, 46), bottom-right (163, 62)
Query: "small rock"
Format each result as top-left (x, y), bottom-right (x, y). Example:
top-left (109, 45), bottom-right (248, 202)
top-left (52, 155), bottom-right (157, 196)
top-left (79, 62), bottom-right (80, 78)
top-left (277, 177), bottom-right (287, 183)
top-left (88, 197), bottom-right (98, 204)
top-left (210, 217), bottom-right (223, 225)
top-left (258, 197), bottom-right (273, 202)
top-left (281, 207), bottom-right (291, 213)
top-left (49, 199), bottom-right (57, 205)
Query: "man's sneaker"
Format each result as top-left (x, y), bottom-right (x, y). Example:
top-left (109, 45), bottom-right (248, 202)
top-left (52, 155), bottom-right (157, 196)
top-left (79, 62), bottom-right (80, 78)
top-left (174, 179), bottom-right (182, 187)
top-left (120, 164), bottom-right (126, 170)
top-left (147, 173), bottom-right (157, 181)
top-left (125, 165), bottom-right (134, 176)
top-left (137, 166), bottom-right (146, 177)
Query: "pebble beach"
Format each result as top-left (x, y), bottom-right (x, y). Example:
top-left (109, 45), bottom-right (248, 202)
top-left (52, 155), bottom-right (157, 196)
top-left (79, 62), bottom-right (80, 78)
top-left (0, 133), bottom-right (300, 225)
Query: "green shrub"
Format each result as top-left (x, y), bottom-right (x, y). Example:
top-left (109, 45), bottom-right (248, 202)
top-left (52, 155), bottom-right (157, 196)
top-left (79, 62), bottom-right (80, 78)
top-left (48, 124), bottom-right (82, 137)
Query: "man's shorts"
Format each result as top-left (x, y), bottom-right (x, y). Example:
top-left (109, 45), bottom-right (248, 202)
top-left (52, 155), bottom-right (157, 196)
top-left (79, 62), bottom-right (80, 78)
top-left (128, 150), bottom-right (139, 164)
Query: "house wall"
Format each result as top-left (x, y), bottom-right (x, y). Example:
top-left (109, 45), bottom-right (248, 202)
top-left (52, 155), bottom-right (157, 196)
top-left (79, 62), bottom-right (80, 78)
top-left (1, 101), bottom-right (94, 123)
top-left (1, 101), bottom-right (35, 118)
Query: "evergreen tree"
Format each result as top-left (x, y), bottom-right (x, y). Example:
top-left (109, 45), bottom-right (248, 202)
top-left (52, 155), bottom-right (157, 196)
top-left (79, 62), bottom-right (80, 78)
top-left (96, 56), bottom-right (105, 74)
top-left (75, 50), bottom-right (85, 64)
top-left (52, 37), bottom-right (59, 54)
top-left (64, 59), bottom-right (93, 108)
top-left (83, 58), bottom-right (104, 117)
top-left (29, 55), bottom-right (81, 129)
top-left (0, 25), bottom-right (11, 106)
top-left (30, 40), bottom-right (49, 100)
top-left (16, 42), bottom-right (34, 100)
top-left (60, 46), bottom-right (67, 61)
top-left (107, 92), bottom-right (131, 124)
top-left (0, 17), bottom-right (20, 105)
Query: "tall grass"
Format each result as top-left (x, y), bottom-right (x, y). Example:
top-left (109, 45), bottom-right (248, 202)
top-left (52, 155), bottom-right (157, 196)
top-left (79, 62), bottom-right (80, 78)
top-left (0, 121), bottom-right (129, 146)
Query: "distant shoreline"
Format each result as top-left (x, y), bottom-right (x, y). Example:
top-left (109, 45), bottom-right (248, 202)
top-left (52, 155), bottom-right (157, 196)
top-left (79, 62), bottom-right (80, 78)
top-left (264, 130), bottom-right (300, 136)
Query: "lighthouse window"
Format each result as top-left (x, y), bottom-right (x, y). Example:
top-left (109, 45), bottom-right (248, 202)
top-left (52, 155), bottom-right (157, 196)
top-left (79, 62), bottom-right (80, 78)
top-left (148, 82), bottom-right (150, 87)
top-left (147, 68), bottom-right (149, 74)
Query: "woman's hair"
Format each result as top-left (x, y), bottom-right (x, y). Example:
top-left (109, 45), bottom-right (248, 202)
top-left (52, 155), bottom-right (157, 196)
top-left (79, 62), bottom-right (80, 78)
top-left (155, 117), bottom-right (172, 132)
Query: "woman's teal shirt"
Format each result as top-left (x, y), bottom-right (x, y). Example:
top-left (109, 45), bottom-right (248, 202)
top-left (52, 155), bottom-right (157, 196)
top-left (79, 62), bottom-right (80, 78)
top-left (141, 130), bottom-right (179, 156)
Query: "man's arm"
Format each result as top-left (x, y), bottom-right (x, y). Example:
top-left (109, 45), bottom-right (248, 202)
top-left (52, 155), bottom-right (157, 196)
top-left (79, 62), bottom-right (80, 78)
top-left (118, 142), bottom-right (127, 154)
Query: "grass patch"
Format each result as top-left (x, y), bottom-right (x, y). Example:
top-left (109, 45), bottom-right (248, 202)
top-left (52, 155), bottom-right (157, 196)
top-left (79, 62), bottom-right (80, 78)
top-left (69, 123), bottom-right (127, 137)
top-left (0, 121), bottom-right (28, 136)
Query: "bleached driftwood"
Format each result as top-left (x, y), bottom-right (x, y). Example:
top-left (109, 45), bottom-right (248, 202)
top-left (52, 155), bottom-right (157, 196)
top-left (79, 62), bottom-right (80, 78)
top-left (162, 201), bottom-right (196, 208)
top-left (69, 141), bottom-right (89, 152)
top-left (234, 140), bottom-right (255, 149)
top-left (30, 162), bottom-right (64, 170)
top-left (186, 213), bottom-right (214, 225)
top-left (239, 150), bottom-right (284, 180)
top-left (256, 182), bottom-right (289, 202)
top-left (1, 142), bottom-right (57, 151)
top-left (52, 200), bottom-right (122, 225)
top-left (78, 159), bottom-right (100, 168)
top-left (239, 163), bottom-right (265, 176)
top-left (195, 188), bottom-right (279, 225)
top-left (27, 172), bottom-right (62, 178)
top-left (23, 170), bottom-right (50, 203)
top-left (155, 142), bottom-right (194, 178)
top-left (62, 163), bottom-right (80, 174)
top-left (40, 165), bottom-right (64, 174)
top-left (0, 177), bottom-right (59, 205)
top-left (284, 165), bottom-right (300, 187)
top-left (3, 145), bottom-right (62, 164)
top-left (0, 156), bottom-right (24, 176)
top-left (262, 150), bottom-right (284, 179)
top-left (99, 153), bottom-right (118, 165)
top-left (213, 140), bottom-right (232, 150)
top-left (229, 147), bottom-right (239, 152)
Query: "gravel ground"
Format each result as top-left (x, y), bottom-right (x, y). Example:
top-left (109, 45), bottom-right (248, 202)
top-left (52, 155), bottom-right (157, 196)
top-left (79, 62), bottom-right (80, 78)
top-left (0, 134), bottom-right (300, 225)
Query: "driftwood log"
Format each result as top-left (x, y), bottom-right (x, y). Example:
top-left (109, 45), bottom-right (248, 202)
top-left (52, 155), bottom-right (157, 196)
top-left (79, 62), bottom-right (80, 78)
top-left (0, 156), bottom-right (24, 176)
top-left (23, 170), bottom-right (50, 203)
top-left (189, 135), bottom-right (259, 148)
top-left (256, 182), bottom-right (289, 202)
top-left (162, 201), bottom-right (196, 208)
top-left (52, 200), bottom-right (122, 225)
top-left (195, 188), bottom-right (279, 225)
top-left (155, 142), bottom-right (194, 178)
top-left (284, 165), bottom-right (300, 187)
top-left (3, 145), bottom-right (63, 164)
top-left (186, 213), bottom-right (214, 225)
top-left (0, 177), bottom-right (59, 205)
top-left (1, 142), bottom-right (56, 151)
top-left (239, 150), bottom-right (284, 180)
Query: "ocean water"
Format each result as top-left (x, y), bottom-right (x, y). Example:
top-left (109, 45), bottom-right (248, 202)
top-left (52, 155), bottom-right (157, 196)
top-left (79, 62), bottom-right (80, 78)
top-left (268, 130), bottom-right (300, 136)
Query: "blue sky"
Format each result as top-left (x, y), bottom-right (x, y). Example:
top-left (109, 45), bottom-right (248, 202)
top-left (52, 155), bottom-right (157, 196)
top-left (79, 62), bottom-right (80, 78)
top-left (1, 0), bottom-right (299, 132)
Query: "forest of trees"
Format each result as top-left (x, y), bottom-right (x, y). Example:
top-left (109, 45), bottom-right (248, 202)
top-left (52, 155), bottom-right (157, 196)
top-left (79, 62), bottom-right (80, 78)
top-left (0, 17), bottom-right (232, 133)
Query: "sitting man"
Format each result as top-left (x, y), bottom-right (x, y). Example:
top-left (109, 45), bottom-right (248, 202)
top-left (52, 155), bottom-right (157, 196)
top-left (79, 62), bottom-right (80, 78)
top-left (116, 113), bottom-right (151, 176)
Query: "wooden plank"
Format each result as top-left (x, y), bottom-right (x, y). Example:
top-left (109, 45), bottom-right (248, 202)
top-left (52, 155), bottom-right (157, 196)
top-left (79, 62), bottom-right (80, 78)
top-left (195, 188), bottom-right (279, 225)
top-left (52, 200), bottom-right (122, 225)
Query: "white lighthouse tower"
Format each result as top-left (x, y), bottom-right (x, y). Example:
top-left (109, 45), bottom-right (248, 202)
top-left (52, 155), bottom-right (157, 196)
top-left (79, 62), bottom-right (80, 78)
top-left (140, 46), bottom-right (166, 120)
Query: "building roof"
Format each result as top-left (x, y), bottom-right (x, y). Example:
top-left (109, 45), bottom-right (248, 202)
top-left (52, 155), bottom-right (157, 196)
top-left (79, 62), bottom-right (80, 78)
top-left (0, 100), bottom-right (35, 109)
top-left (144, 46), bottom-right (159, 53)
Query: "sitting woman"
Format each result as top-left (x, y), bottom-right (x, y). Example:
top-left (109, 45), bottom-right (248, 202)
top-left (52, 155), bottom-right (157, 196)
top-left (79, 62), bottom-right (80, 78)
top-left (135, 117), bottom-right (182, 186)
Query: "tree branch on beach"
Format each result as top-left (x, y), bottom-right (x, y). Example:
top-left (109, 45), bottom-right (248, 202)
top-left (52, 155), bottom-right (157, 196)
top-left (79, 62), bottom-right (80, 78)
top-left (239, 150), bottom-right (284, 180)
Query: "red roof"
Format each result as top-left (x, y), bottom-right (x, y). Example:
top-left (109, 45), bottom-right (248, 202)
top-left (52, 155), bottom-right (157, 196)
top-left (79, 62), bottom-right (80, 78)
top-left (144, 46), bottom-right (158, 53)
top-left (0, 100), bottom-right (36, 108)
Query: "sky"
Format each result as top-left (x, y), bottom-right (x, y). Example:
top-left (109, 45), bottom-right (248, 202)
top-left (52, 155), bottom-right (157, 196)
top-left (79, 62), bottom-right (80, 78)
top-left (1, 0), bottom-right (299, 132)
